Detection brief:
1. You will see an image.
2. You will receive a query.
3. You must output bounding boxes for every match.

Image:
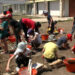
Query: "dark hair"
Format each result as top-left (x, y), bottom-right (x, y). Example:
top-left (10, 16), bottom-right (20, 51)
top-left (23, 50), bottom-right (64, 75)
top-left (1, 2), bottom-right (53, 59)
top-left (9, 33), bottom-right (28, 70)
top-left (8, 8), bottom-right (13, 13)
top-left (35, 22), bottom-right (41, 27)
top-left (3, 11), bottom-right (7, 15)
top-left (28, 30), bottom-right (34, 35)
top-left (54, 21), bottom-right (57, 25)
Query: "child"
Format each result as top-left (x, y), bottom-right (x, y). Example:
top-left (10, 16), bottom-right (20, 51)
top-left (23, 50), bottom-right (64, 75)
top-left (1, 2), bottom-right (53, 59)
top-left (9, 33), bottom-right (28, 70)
top-left (6, 41), bottom-right (31, 72)
top-left (71, 45), bottom-right (75, 54)
top-left (56, 33), bottom-right (72, 49)
top-left (43, 10), bottom-right (53, 28)
top-left (28, 30), bottom-right (42, 49)
top-left (42, 42), bottom-right (58, 62)
top-left (0, 15), bottom-right (9, 53)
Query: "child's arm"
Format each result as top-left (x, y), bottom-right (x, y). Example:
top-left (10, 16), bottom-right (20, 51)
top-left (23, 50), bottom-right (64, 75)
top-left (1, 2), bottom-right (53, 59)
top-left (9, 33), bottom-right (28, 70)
top-left (6, 55), bottom-right (15, 72)
top-left (31, 33), bottom-right (38, 40)
top-left (71, 46), bottom-right (74, 51)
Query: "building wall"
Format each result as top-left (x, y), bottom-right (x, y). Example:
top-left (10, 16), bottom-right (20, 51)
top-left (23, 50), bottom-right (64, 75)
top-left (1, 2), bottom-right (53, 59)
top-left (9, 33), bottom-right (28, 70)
top-left (3, 4), bottom-right (26, 15)
top-left (38, 2), bottom-right (46, 15)
top-left (37, 0), bottom-right (60, 16)
top-left (50, 0), bottom-right (60, 16)
top-left (69, 0), bottom-right (75, 17)
top-left (63, 0), bottom-right (69, 16)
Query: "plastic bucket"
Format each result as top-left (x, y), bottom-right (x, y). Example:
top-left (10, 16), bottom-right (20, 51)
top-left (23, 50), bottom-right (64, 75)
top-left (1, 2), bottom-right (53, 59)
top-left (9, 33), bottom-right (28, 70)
top-left (41, 34), bottom-right (49, 41)
top-left (18, 67), bottom-right (37, 75)
top-left (8, 35), bottom-right (16, 42)
top-left (32, 68), bottom-right (37, 75)
top-left (63, 58), bottom-right (75, 72)
top-left (27, 45), bottom-right (32, 50)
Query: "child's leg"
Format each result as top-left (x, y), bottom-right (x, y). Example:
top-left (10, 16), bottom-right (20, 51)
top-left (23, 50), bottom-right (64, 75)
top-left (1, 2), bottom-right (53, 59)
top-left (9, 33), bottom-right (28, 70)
top-left (2, 38), bottom-right (8, 53)
top-left (16, 58), bottom-right (21, 68)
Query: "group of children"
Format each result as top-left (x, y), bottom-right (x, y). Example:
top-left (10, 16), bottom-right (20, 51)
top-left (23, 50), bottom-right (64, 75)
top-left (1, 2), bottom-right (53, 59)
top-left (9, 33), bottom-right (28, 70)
top-left (0, 8), bottom-right (75, 73)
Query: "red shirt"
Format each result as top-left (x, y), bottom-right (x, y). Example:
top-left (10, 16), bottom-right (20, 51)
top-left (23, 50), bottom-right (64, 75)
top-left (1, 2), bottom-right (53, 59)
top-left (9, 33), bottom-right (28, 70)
top-left (22, 18), bottom-right (35, 30)
top-left (6, 11), bottom-right (12, 18)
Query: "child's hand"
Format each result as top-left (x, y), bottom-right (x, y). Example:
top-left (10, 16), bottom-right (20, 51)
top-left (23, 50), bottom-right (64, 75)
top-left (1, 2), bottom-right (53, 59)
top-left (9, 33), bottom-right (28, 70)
top-left (41, 55), bottom-right (44, 58)
top-left (6, 67), bottom-right (10, 72)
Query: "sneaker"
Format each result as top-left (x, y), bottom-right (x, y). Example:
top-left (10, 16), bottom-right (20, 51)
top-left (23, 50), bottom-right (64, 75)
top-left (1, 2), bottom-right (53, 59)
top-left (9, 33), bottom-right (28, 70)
top-left (16, 67), bottom-right (20, 72)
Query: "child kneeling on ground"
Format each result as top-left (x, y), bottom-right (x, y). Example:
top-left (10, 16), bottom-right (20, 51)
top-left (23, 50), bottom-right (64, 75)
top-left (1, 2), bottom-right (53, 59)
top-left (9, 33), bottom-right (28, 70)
top-left (42, 42), bottom-right (58, 62)
top-left (6, 41), bottom-right (31, 72)
top-left (28, 30), bottom-right (42, 49)
top-left (56, 33), bottom-right (72, 49)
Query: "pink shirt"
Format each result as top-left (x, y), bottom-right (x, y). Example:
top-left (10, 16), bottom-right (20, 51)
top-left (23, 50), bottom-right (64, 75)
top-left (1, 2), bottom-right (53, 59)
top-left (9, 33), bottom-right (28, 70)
top-left (22, 18), bottom-right (35, 30)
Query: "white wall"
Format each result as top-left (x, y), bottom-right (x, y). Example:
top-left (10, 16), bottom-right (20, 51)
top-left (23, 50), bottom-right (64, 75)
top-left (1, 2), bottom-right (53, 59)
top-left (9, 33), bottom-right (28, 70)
top-left (50, 0), bottom-right (60, 16)
top-left (63, 0), bottom-right (69, 16)
top-left (38, 2), bottom-right (46, 15)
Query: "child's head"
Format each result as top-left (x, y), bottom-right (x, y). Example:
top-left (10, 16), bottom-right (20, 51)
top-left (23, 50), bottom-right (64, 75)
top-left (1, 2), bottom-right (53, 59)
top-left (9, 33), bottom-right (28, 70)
top-left (17, 41), bottom-right (27, 50)
top-left (67, 33), bottom-right (72, 41)
top-left (35, 22), bottom-right (41, 28)
top-left (43, 10), bottom-right (48, 16)
top-left (8, 8), bottom-right (13, 13)
top-left (28, 30), bottom-right (34, 36)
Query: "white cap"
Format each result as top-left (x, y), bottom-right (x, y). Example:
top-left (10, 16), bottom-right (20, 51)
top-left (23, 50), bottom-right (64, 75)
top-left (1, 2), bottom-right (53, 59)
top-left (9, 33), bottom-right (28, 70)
top-left (17, 41), bottom-right (27, 50)
top-left (43, 10), bottom-right (48, 14)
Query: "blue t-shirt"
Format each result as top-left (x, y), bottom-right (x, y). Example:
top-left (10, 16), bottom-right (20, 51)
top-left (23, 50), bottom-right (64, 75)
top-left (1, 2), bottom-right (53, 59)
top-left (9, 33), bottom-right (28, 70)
top-left (56, 36), bottom-right (67, 47)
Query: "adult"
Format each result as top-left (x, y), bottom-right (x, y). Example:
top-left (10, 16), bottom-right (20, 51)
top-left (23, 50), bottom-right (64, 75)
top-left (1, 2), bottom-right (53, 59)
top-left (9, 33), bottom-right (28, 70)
top-left (42, 42), bottom-right (58, 62)
top-left (19, 18), bottom-right (41, 40)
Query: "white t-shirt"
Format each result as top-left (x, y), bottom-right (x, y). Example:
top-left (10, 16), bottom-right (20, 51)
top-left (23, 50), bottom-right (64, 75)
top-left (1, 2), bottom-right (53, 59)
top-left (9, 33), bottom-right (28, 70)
top-left (14, 48), bottom-right (31, 59)
top-left (29, 32), bottom-right (42, 44)
top-left (34, 32), bottom-right (42, 44)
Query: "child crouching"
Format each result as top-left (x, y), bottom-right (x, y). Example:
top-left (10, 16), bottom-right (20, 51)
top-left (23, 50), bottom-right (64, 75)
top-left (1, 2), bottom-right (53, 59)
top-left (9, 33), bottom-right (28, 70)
top-left (6, 41), bottom-right (31, 72)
